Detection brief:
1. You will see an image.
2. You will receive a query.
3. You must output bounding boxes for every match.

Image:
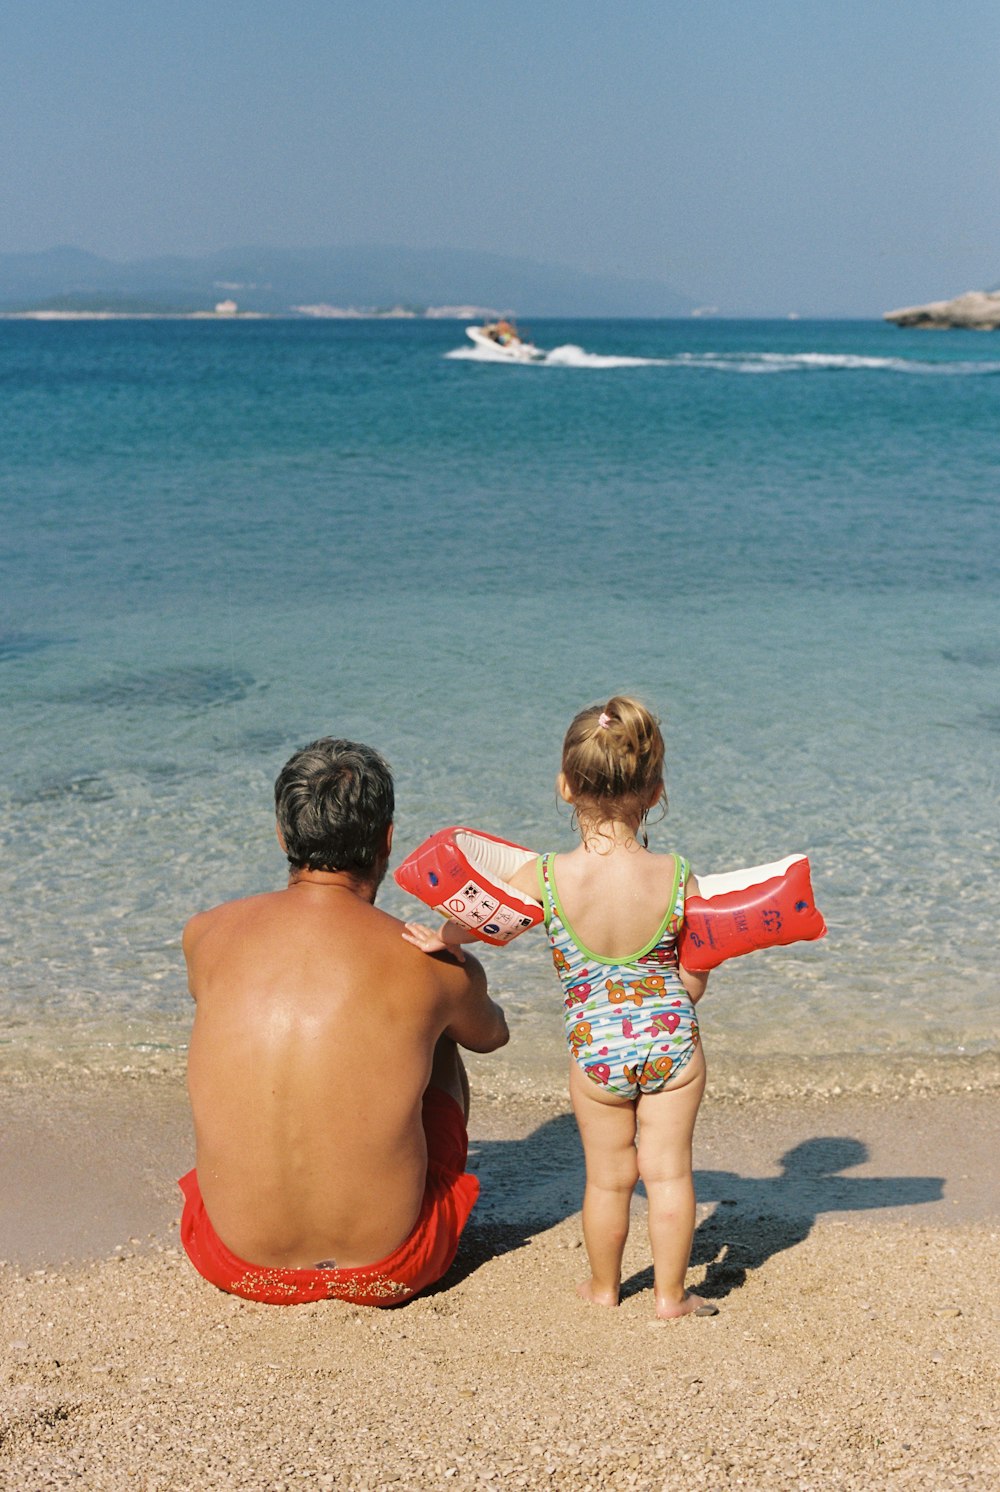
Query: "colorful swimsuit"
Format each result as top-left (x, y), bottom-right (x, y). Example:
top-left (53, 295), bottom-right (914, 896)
top-left (537, 852), bottom-right (700, 1099)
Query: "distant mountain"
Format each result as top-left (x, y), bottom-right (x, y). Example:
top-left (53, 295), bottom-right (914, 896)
top-left (0, 244), bottom-right (694, 317)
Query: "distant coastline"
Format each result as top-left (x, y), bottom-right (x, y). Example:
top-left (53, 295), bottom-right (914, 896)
top-left (0, 244), bottom-right (694, 319)
top-left (294, 303), bottom-right (503, 320)
top-left (0, 309), bottom-right (267, 321)
top-left (0, 303), bottom-right (504, 322)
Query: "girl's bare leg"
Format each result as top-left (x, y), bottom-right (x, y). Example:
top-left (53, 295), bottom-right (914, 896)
top-left (636, 1052), bottom-right (713, 1318)
top-left (568, 1058), bottom-right (638, 1306)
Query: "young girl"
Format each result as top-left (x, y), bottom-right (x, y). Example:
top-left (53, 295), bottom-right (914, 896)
top-left (403, 696), bottom-right (715, 1319)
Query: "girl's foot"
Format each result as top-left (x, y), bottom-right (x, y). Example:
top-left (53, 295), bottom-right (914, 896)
top-left (576, 1278), bottom-right (620, 1308)
top-left (654, 1290), bottom-right (719, 1320)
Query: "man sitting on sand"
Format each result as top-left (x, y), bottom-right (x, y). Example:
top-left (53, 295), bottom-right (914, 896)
top-left (179, 738), bottom-right (508, 1306)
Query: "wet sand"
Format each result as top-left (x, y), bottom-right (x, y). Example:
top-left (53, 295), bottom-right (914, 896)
top-left (2, 1067), bottom-right (998, 1490)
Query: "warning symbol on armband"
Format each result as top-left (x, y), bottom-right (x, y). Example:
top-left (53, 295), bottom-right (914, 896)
top-left (483, 905), bottom-right (537, 941)
top-left (444, 881), bottom-right (501, 927)
top-left (435, 880), bottom-right (538, 942)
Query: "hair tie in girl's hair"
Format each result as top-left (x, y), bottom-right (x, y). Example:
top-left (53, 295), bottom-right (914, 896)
top-left (598, 712), bottom-right (613, 729)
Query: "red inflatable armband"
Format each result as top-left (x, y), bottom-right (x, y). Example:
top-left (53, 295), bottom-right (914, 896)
top-left (394, 827), bottom-right (543, 947)
top-left (677, 854), bottom-right (826, 972)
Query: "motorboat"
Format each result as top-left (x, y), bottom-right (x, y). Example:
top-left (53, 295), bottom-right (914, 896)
top-left (465, 321), bottom-right (546, 362)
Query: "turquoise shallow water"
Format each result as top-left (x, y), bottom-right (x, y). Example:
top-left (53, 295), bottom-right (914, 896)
top-left (0, 318), bottom-right (997, 1085)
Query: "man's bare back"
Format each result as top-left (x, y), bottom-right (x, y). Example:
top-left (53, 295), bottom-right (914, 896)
top-left (183, 739), bottom-right (507, 1280)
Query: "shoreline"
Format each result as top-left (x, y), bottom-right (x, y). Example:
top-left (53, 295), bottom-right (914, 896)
top-left (2, 1068), bottom-right (997, 1489)
top-left (1, 1034), bottom-right (997, 1100)
top-left (3, 1062), bottom-right (997, 1269)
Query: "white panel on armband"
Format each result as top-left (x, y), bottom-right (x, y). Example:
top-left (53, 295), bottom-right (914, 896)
top-left (694, 854), bottom-right (804, 899)
top-left (452, 831), bottom-right (541, 907)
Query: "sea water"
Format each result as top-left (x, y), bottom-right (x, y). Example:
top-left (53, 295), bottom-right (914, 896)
top-left (1, 317), bottom-right (997, 1093)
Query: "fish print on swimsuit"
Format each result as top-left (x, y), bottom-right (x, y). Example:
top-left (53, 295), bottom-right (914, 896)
top-left (538, 852), bottom-right (701, 1100)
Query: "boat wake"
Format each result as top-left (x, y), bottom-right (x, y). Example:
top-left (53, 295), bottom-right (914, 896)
top-left (446, 344), bottom-right (1000, 375)
top-left (664, 351), bottom-right (1000, 376)
top-left (545, 344), bottom-right (666, 368)
top-left (445, 342), bottom-right (667, 368)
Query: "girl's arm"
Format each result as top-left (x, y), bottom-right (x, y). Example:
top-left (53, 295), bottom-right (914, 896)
top-left (401, 919), bottom-right (480, 961)
top-left (402, 853), bottom-right (543, 961)
top-left (679, 870), bottom-right (710, 1004)
top-left (506, 857), bottom-right (542, 901)
top-left (678, 963), bottom-right (709, 1004)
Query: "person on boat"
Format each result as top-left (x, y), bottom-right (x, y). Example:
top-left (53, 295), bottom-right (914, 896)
top-left (481, 319), bottom-right (518, 346)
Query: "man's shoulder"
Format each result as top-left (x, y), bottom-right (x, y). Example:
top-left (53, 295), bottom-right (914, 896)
top-left (183, 890), bottom-right (282, 951)
top-left (369, 903), bottom-right (487, 997)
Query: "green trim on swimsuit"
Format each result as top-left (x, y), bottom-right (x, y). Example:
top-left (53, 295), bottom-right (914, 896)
top-left (535, 853), bottom-right (549, 921)
top-left (543, 852), bottom-right (683, 966)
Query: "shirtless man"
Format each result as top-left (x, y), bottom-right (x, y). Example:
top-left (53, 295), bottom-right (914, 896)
top-left (179, 738), bottom-right (508, 1306)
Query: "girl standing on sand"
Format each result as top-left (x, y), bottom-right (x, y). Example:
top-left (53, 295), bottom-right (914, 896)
top-left (404, 696), bottom-right (717, 1319)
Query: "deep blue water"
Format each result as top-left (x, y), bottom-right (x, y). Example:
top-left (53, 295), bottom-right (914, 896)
top-left (1, 317), bottom-right (997, 1082)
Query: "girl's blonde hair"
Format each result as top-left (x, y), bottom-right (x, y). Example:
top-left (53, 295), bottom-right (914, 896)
top-left (561, 695), bottom-right (665, 826)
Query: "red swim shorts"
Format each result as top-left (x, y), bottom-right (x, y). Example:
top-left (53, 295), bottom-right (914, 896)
top-left (178, 1088), bottom-right (479, 1307)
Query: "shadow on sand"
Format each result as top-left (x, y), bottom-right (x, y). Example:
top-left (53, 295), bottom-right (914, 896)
top-left (428, 1112), bottom-right (582, 1294)
top-left (438, 1118), bottom-right (944, 1302)
top-left (625, 1136), bottom-right (945, 1302)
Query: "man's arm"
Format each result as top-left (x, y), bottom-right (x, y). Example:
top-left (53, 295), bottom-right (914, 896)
top-left (439, 953), bottom-right (509, 1053)
top-left (181, 910), bottom-right (213, 1000)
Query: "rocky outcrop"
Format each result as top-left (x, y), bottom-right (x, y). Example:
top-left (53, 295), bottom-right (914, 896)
top-left (884, 289), bottom-right (1000, 329)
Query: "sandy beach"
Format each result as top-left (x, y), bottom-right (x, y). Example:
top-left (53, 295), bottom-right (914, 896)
top-left (2, 1059), bottom-right (997, 1491)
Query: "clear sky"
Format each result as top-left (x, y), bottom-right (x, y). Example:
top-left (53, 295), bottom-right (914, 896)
top-left (4, 0), bottom-right (999, 315)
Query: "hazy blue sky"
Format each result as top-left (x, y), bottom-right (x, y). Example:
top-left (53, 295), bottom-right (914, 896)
top-left (4, 0), bottom-right (998, 314)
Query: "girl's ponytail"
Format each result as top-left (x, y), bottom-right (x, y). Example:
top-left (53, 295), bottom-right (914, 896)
top-left (561, 695), bottom-right (665, 825)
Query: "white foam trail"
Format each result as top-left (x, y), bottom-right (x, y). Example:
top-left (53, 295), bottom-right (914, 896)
top-left (543, 343), bottom-right (668, 368)
top-left (445, 344), bottom-right (530, 362)
top-left (446, 344), bottom-right (1000, 374)
top-left (658, 351), bottom-right (1000, 375)
top-left (444, 342), bottom-right (666, 368)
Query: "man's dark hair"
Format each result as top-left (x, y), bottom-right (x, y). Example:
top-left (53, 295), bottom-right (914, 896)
top-left (274, 739), bottom-right (394, 875)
